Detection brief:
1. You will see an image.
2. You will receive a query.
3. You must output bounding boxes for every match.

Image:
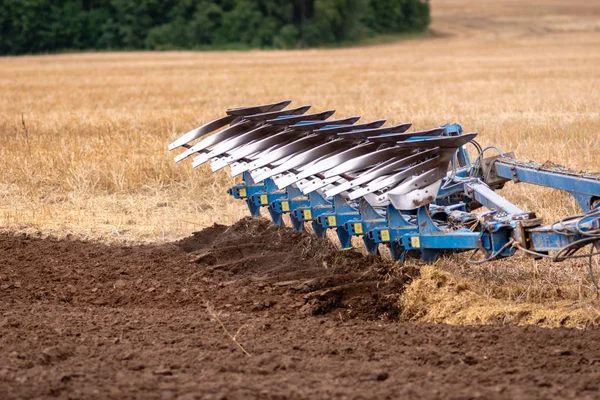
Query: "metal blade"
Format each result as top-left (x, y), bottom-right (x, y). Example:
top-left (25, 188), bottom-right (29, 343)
top-left (322, 146), bottom-right (415, 178)
top-left (295, 142), bottom-right (375, 180)
top-left (312, 120), bottom-right (386, 136)
top-left (169, 100), bottom-right (292, 151)
top-left (324, 147), bottom-right (440, 197)
top-left (386, 169), bottom-right (447, 209)
top-left (218, 131), bottom-right (304, 169)
top-left (184, 107), bottom-right (321, 165)
top-left (193, 125), bottom-right (281, 168)
top-left (299, 176), bottom-right (344, 194)
top-left (243, 105), bottom-right (311, 121)
top-left (245, 135), bottom-right (329, 171)
top-left (266, 110), bottom-right (336, 125)
top-left (347, 156), bottom-right (441, 200)
top-left (288, 116), bottom-right (361, 131)
top-left (254, 139), bottom-right (348, 182)
top-left (168, 114), bottom-right (238, 151)
top-left (225, 100), bottom-right (291, 116)
top-left (370, 132), bottom-right (478, 148)
top-left (174, 120), bottom-right (257, 162)
top-left (337, 123), bottom-right (412, 139)
top-left (366, 127), bottom-right (446, 143)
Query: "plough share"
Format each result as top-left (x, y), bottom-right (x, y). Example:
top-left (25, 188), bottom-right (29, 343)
top-left (169, 101), bottom-right (600, 272)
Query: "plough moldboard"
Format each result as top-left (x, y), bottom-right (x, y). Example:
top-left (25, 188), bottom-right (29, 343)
top-left (169, 100), bottom-right (600, 271)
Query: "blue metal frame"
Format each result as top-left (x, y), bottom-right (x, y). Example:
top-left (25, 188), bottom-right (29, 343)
top-left (227, 126), bottom-right (599, 264)
top-left (494, 161), bottom-right (600, 211)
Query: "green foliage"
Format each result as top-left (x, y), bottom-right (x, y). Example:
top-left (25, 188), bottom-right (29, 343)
top-left (0, 0), bottom-right (430, 55)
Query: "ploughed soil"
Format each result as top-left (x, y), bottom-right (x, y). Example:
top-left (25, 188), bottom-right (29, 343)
top-left (2, 218), bottom-right (600, 399)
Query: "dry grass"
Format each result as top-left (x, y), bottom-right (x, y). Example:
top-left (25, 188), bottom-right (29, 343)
top-left (1, 0), bottom-right (599, 326)
top-left (400, 265), bottom-right (600, 328)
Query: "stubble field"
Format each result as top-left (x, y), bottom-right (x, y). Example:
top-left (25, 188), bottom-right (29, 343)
top-left (1, 0), bottom-right (600, 398)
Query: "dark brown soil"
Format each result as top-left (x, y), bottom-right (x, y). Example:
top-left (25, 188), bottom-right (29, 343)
top-left (2, 217), bottom-right (600, 399)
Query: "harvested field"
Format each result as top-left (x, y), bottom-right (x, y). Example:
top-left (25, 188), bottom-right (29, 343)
top-left (3, 219), bottom-right (600, 399)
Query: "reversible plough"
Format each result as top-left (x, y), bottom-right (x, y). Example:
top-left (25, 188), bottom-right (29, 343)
top-left (169, 101), bottom-right (600, 270)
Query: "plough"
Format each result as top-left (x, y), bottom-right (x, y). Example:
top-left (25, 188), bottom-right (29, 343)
top-left (169, 101), bottom-right (600, 270)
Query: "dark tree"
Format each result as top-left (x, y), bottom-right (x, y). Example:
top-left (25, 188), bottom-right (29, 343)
top-left (0, 0), bottom-right (430, 55)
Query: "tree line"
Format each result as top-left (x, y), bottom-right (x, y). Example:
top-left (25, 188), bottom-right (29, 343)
top-left (0, 0), bottom-right (430, 55)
